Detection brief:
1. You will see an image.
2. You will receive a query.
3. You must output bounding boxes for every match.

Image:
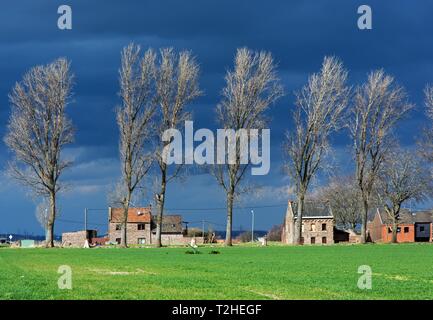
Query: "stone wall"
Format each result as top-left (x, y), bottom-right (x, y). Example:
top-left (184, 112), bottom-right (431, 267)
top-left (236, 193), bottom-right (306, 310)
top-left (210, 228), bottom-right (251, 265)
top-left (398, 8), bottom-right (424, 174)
top-left (108, 222), bottom-right (152, 245)
top-left (108, 222), bottom-right (202, 246)
top-left (301, 218), bottom-right (334, 244)
top-left (62, 231), bottom-right (87, 247)
top-left (161, 235), bottom-right (204, 246)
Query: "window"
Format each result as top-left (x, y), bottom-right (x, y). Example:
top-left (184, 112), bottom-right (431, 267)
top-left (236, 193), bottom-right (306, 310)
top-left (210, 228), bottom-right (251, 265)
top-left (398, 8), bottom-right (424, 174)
top-left (115, 238), bottom-right (121, 244)
top-left (311, 237), bottom-right (316, 244)
top-left (420, 226), bottom-right (425, 232)
top-left (138, 223), bottom-right (145, 230)
top-left (404, 227), bottom-right (409, 233)
top-left (322, 237), bottom-right (327, 244)
top-left (138, 238), bottom-right (146, 244)
top-left (115, 224), bottom-right (121, 231)
top-left (388, 227), bottom-right (392, 233)
top-left (322, 223), bottom-right (327, 231)
top-left (310, 224), bottom-right (316, 232)
top-left (397, 227), bottom-right (401, 233)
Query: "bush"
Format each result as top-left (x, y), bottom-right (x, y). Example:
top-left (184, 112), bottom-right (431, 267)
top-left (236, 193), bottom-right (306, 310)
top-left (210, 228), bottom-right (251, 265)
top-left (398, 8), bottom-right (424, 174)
top-left (237, 231), bottom-right (253, 243)
top-left (185, 249), bottom-right (201, 254)
top-left (209, 250), bottom-right (220, 254)
top-left (267, 225), bottom-right (283, 241)
top-left (185, 228), bottom-right (208, 238)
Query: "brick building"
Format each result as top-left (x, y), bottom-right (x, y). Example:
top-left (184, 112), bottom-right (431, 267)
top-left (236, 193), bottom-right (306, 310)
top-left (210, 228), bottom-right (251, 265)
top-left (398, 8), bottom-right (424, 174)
top-left (108, 207), bottom-right (186, 245)
top-left (282, 201), bottom-right (335, 245)
top-left (367, 209), bottom-right (433, 243)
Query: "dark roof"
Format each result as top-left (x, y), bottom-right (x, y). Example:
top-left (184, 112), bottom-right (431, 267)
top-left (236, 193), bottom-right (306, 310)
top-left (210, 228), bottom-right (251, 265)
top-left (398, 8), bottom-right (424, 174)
top-left (109, 207), bottom-right (152, 223)
top-left (152, 215), bottom-right (183, 233)
top-left (291, 201), bottom-right (333, 218)
top-left (378, 209), bottom-right (433, 224)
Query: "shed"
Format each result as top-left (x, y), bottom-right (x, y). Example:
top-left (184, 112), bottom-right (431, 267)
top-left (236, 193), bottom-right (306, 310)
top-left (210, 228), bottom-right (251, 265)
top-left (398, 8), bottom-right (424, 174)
top-left (20, 239), bottom-right (35, 248)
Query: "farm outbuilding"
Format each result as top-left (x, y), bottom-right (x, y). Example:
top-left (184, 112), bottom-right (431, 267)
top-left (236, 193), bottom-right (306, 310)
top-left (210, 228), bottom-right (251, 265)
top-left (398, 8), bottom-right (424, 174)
top-left (367, 209), bottom-right (433, 243)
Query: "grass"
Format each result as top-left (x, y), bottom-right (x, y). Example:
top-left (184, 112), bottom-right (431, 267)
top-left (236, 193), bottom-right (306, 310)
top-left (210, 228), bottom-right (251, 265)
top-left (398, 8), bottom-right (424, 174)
top-left (0, 243), bottom-right (432, 300)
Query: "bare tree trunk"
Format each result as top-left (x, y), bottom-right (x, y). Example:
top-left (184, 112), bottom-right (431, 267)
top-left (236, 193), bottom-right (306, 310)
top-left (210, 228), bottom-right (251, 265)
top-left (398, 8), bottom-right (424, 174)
top-left (290, 220), bottom-right (296, 244)
top-left (360, 196), bottom-right (368, 244)
top-left (225, 189), bottom-right (234, 246)
top-left (155, 167), bottom-right (167, 248)
top-left (45, 191), bottom-right (56, 248)
top-left (391, 218), bottom-right (398, 244)
top-left (294, 193), bottom-right (304, 245)
top-left (121, 194), bottom-right (131, 248)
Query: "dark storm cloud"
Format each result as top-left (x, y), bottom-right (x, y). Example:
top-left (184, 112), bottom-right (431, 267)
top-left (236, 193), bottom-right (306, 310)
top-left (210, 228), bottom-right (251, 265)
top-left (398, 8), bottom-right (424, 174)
top-left (0, 0), bottom-right (432, 233)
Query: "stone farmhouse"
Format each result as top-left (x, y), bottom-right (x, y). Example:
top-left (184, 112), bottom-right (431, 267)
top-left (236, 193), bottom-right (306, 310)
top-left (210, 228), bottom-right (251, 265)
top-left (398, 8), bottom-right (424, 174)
top-left (281, 201), bottom-right (335, 245)
top-left (108, 207), bottom-right (186, 245)
top-left (367, 209), bottom-right (433, 243)
top-left (281, 200), bottom-right (359, 245)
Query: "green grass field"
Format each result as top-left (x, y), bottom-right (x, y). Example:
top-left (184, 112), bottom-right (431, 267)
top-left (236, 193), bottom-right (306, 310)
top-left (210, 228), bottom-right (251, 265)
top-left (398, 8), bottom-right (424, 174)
top-left (0, 243), bottom-right (432, 300)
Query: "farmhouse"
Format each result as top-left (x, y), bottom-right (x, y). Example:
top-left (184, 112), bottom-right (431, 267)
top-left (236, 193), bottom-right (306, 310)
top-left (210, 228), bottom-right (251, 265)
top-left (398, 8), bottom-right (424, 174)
top-left (281, 201), bottom-right (335, 245)
top-left (108, 207), bottom-right (186, 245)
top-left (367, 209), bottom-right (433, 243)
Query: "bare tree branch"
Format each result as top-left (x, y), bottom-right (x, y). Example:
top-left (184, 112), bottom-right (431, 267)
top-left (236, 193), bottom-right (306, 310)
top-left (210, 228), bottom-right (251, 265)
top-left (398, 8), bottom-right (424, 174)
top-left (212, 48), bottom-right (283, 246)
top-left (376, 147), bottom-right (432, 243)
top-left (284, 56), bottom-right (350, 244)
top-left (153, 48), bottom-right (202, 247)
top-left (115, 43), bottom-right (156, 247)
top-left (350, 69), bottom-right (414, 243)
top-left (4, 58), bottom-right (74, 247)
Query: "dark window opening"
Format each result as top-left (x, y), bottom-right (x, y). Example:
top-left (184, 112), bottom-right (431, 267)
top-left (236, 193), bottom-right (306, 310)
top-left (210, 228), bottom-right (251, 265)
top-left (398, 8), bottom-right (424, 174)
top-left (115, 224), bottom-right (121, 231)
top-left (322, 223), bottom-right (326, 231)
top-left (404, 227), bottom-right (409, 233)
top-left (322, 237), bottom-right (327, 244)
top-left (115, 238), bottom-right (121, 244)
top-left (420, 226), bottom-right (425, 232)
top-left (311, 237), bottom-right (316, 244)
top-left (138, 223), bottom-right (145, 230)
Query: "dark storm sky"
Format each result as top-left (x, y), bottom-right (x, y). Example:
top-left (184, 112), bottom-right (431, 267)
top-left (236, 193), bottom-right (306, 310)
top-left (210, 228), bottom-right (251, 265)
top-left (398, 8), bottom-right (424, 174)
top-left (0, 0), bottom-right (432, 235)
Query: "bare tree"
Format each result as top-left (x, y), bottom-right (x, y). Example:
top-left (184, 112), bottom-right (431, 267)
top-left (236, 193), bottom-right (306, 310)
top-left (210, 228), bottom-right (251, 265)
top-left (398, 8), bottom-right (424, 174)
top-left (4, 58), bottom-right (74, 248)
top-left (285, 56), bottom-right (350, 244)
top-left (350, 70), bottom-right (413, 244)
top-left (153, 48), bottom-right (201, 247)
top-left (35, 199), bottom-right (50, 231)
top-left (213, 48), bottom-right (283, 246)
top-left (116, 43), bottom-right (156, 247)
top-left (317, 176), bottom-right (362, 230)
top-left (376, 148), bottom-right (432, 243)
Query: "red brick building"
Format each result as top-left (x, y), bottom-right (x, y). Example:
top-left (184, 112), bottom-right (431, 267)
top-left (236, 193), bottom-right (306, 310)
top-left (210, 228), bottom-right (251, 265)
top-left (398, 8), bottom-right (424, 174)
top-left (367, 209), bottom-right (433, 243)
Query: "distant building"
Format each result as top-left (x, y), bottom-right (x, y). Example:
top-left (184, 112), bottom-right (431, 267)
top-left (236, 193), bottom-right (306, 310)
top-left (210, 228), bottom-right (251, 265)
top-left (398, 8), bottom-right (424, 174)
top-left (108, 207), bottom-right (185, 245)
top-left (367, 209), bottom-right (433, 243)
top-left (62, 230), bottom-right (99, 247)
top-left (281, 201), bottom-right (335, 245)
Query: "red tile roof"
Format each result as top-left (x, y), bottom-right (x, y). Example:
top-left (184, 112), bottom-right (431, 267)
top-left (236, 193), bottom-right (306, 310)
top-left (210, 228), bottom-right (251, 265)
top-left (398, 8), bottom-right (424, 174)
top-left (109, 207), bottom-right (151, 223)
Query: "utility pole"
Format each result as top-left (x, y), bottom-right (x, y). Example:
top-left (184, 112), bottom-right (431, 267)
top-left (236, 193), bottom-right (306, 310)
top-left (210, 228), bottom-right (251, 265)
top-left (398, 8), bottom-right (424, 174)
top-left (251, 210), bottom-right (255, 243)
top-left (84, 208), bottom-right (88, 231)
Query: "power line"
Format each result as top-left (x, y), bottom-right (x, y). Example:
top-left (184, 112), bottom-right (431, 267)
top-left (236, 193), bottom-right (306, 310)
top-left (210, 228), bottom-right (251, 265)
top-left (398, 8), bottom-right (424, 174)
top-left (79, 203), bottom-right (287, 214)
top-left (165, 203), bottom-right (287, 211)
top-left (57, 218), bottom-right (106, 227)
